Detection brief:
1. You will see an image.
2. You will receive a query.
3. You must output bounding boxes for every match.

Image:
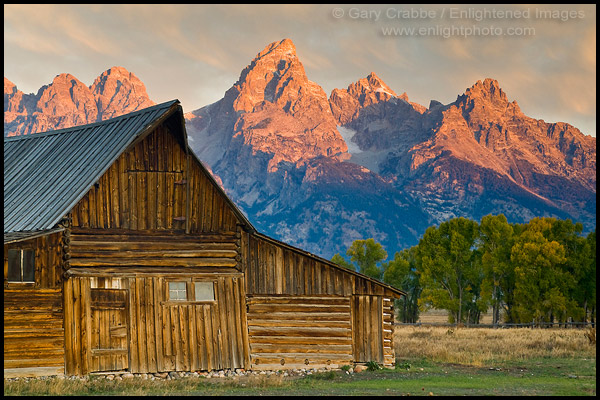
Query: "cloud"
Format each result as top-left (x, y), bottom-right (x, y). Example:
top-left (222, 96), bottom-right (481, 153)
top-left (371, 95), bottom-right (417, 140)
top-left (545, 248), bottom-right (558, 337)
top-left (4, 4), bottom-right (596, 136)
top-left (4, 4), bottom-right (120, 56)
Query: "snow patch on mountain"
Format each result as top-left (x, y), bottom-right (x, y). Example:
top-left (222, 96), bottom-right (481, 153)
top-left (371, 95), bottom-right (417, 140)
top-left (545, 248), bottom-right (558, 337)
top-left (337, 125), bottom-right (361, 154)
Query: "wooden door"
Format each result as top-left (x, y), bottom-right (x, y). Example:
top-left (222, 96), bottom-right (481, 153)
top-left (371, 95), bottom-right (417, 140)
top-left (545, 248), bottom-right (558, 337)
top-left (89, 288), bottom-right (129, 372)
top-left (352, 295), bottom-right (384, 363)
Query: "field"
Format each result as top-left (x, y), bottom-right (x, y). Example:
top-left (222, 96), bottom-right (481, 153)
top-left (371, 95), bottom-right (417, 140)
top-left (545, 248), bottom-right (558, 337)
top-left (4, 323), bottom-right (595, 396)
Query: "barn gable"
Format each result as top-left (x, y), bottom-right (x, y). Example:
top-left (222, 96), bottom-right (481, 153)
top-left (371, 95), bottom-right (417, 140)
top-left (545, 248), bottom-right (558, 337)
top-left (4, 99), bottom-right (252, 240)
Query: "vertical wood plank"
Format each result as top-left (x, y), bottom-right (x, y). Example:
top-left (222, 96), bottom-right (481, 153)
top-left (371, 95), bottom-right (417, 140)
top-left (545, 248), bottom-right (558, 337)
top-left (63, 277), bottom-right (75, 374)
top-left (136, 277), bottom-right (148, 373)
top-left (203, 305), bottom-right (213, 371)
top-left (128, 278), bottom-right (139, 372)
top-left (189, 304), bottom-right (198, 371)
top-left (216, 277), bottom-right (230, 367)
top-left (154, 277), bottom-right (164, 372)
top-left (81, 280), bottom-right (91, 375)
top-left (145, 277), bottom-right (157, 372)
top-left (179, 305), bottom-right (189, 371)
top-left (171, 306), bottom-right (182, 371)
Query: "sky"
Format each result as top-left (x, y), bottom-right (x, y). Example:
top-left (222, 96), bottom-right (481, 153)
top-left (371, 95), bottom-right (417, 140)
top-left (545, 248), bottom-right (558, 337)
top-left (4, 4), bottom-right (596, 137)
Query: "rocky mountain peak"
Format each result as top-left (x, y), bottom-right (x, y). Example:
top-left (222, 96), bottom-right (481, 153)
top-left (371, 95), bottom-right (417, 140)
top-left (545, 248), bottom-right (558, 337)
top-left (35, 73), bottom-right (97, 121)
top-left (459, 78), bottom-right (509, 107)
top-left (4, 68), bottom-right (154, 136)
top-left (91, 66), bottom-right (154, 120)
top-left (256, 38), bottom-right (297, 59)
top-left (187, 38), bottom-right (348, 179)
top-left (4, 77), bottom-right (17, 95)
top-left (230, 38), bottom-right (317, 115)
top-left (329, 72), bottom-right (425, 131)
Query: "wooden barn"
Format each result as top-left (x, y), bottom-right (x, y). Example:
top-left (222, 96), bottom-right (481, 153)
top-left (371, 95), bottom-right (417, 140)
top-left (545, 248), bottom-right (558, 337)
top-left (4, 100), bottom-right (404, 378)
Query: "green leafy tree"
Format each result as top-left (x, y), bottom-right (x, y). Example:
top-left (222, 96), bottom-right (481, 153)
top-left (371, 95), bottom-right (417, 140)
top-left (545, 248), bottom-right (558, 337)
top-left (331, 253), bottom-right (354, 271)
top-left (510, 218), bottom-right (569, 324)
top-left (346, 238), bottom-right (388, 280)
top-left (478, 214), bottom-right (515, 325)
top-left (581, 230), bottom-right (596, 324)
top-left (416, 217), bottom-right (483, 324)
top-left (546, 219), bottom-right (591, 323)
top-left (382, 247), bottom-right (421, 323)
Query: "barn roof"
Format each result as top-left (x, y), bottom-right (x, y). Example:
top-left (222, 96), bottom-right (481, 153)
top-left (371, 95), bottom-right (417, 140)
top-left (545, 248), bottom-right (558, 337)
top-left (4, 100), bottom-right (254, 239)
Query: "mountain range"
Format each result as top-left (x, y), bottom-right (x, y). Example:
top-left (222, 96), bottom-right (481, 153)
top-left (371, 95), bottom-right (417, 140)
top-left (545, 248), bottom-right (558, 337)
top-left (4, 38), bottom-right (596, 259)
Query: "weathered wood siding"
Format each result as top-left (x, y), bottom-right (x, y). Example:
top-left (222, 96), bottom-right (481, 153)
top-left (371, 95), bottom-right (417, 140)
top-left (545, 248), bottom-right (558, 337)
top-left (64, 272), bottom-right (249, 375)
top-left (247, 295), bottom-right (353, 370)
top-left (244, 234), bottom-right (399, 297)
top-left (3, 232), bottom-right (65, 375)
top-left (244, 234), bottom-right (398, 367)
top-left (70, 124), bottom-right (239, 234)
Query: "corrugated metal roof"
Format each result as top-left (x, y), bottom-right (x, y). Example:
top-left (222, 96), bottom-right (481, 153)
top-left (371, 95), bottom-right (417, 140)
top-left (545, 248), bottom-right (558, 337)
top-left (4, 227), bottom-right (65, 244)
top-left (4, 100), bottom-right (180, 233)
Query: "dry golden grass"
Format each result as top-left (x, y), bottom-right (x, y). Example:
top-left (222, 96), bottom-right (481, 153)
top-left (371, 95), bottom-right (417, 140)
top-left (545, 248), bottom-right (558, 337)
top-left (417, 309), bottom-right (494, 324)
top-left (394, 326), bottom-right (596, 366)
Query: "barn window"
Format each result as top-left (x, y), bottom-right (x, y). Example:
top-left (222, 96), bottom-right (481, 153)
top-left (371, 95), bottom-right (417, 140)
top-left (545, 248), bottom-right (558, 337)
top-left (194, 281), bottom-right (215, 301)
top-left (168, 281), bottom-right (187, 301)
top-left (7, 248), bottom-right (35, 283)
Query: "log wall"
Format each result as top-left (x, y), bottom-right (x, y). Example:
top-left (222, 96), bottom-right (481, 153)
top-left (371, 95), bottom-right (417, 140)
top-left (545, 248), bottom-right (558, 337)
top-left (247, 295), bottom-right (353, 370)
top-left (3, 232), bottom-right (65, 375)
top-left (64, 271), bottom-right (249, 376)
top-left (243, 234), bottom-right (398, 368)
top-left (69, 230), bottom-right (241, 269)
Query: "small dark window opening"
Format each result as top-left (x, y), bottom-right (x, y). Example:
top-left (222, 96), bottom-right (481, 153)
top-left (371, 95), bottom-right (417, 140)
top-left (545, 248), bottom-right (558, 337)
top-left (7, 249), bottom-right (35, 283)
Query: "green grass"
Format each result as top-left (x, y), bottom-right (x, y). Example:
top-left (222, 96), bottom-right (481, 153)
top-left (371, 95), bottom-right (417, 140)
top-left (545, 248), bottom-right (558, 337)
top-left (4, 356), bottom-right (595, 396)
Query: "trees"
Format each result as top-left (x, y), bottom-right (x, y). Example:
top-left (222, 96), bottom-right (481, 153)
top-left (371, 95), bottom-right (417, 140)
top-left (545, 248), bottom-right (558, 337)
top-left (382, 247), bottom-right (421, 323)
top-left (331, 253), bottom-right (355, 271)
top-left (415, 217), bottom-right (485, 324)
top-left (347, 238), bottom-right (388, 279)
top-left (331, 238), bottom-right (387, 280)
top-left (478, 214), bottom-right (515, 325)
top-left (510, 218), bottom-right (571, 324)
top-left (332, 215), bottom-right (595, 326)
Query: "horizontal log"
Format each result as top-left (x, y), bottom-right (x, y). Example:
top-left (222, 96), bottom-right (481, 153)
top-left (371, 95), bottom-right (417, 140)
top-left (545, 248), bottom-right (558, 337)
top-left (246, 312), bottom-right (350, 321)
top-left (4, 360), bottom-right (65, 370)
top-left (66, 266), bottom-right (243, 276)
top-left (4, 329), bottom-right (65, 339)
top-left (3, 366), bottom-right (64, 378)
top-left (4, 350), bottom-right (65, 361)
top-left (3, 288), bottom-right (62, 296)
top-left (251, 362), bottom-right (348, 371)
top-left (71, 249), bottom-right (238, 259)
top-left (247, 335), bottom-right (351, 345)
top-left (247, 304), bottom-right (350, 313)
top-left (70, 229), bottom-right (238, 240)
top-left (246, 296), bottom-right (350, 305)
top-left (3, 321), bottom-right (64, 331)
top-left (71, 241), bottom-right (238, 251)
top-left (69, 257), bottom-right (238, 267)
top-left (251, 353), bottom-right (353, 363)
top-left (4, 313), bottom-right (64, 323)
top-left (247, 319), bottom-right (351, 328)
top-left (4, 342), bottom-right (65, 354)
top-left (250, 344), bottom-right (352, 354)
top-left (248, 326), bottom-right (351, 338)
top-left (4, 304), bottom-right (63, 312)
